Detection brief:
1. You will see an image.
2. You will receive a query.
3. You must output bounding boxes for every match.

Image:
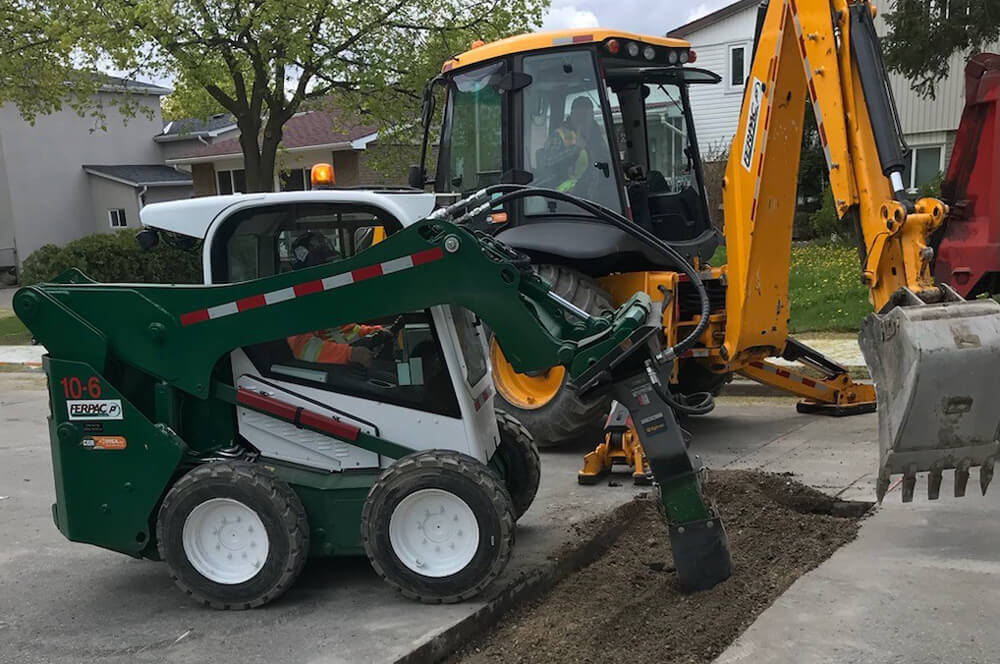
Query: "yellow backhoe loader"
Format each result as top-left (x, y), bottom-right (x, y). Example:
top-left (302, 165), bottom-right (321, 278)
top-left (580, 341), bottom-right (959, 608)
top-left (410, 0), bottom-right (1000, 499)
top-left (412, 22), bottom-right (876, 450)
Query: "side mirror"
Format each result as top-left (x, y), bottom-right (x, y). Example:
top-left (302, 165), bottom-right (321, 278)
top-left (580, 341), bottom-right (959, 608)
top-left (408, 165), bottom-right (426, 190)
top-left (135, 229), bottom-right (159, 251)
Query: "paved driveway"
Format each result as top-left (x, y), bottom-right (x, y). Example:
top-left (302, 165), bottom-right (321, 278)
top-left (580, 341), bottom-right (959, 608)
top-left (9, 374), bottom-right (974, 664)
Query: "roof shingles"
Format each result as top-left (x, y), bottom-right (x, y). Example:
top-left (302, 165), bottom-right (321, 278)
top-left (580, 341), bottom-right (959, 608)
top-left (172, 110), bottom-right (378, 160)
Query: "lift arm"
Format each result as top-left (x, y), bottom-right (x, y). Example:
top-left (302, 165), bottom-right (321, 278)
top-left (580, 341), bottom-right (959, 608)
top-left (14, 218), bottom-right (652, 401)
top-left (722, 0), bottom-right (1000, 500)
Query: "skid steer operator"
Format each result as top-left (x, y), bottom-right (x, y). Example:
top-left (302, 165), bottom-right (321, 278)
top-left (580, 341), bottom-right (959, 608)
top-left (285, 231), bottom-right (383, 368)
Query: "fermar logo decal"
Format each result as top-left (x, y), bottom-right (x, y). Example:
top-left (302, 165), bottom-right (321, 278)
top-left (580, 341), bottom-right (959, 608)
top-left (741, 77), bottom-right (765, 172)
top-left (67, 399), bottom-right (124, 421)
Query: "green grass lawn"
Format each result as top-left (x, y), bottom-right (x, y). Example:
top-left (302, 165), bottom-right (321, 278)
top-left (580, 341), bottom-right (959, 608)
top-left (709, 243), bottom-right (869, 333)
top-left (0, 310), bottom-right (32, 345)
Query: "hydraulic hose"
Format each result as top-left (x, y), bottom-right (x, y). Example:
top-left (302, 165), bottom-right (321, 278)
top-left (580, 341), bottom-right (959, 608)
top-left (454, 185), bottom-right (712, 359)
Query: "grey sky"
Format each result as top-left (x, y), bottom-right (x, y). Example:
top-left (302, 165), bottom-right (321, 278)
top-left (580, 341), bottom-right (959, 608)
top-left (540, 0), bottom-right (734, 34)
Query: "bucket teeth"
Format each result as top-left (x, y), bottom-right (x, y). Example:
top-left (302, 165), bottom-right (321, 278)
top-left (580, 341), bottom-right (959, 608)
top-left (901, 472), bottom-right (917, 503)
top-left (954, 461), bottom-right (971, 498)
top-left (980, 459), bottom-right (995, 496)
top-left (927, 470), bottom-right (943, 501)
top-left (876, 470), bottom-right (891, 503)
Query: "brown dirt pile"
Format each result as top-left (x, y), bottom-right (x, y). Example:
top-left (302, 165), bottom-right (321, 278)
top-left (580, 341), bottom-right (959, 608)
top-left (452, 470), bottom-right (869, 664)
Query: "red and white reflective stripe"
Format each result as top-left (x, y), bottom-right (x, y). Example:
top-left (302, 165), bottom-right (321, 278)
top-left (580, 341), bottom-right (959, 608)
top-left (679, 348), bottom-right (712, 358)
top-left (748, 361), bottom-right (832, 392)
top-left (472, 385), bottom-right (493, 412)
top-left (788, 2), bottom-right (833, 170)
top-left (179, 247), bottom-right (444, 327)
top-left (552, 34), bottom-right (593, 45)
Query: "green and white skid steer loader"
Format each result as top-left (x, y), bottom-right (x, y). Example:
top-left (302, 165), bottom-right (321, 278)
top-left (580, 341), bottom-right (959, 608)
top-left (15, 181), bottom-right (734, 608)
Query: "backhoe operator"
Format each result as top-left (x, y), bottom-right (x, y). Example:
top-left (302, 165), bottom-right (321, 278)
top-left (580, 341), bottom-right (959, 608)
top-left (541, 95), bottom-right (603, 195)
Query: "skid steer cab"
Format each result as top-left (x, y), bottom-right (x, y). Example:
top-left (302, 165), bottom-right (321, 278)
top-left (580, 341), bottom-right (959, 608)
top-left (17, 175), bottom-right (734, 608)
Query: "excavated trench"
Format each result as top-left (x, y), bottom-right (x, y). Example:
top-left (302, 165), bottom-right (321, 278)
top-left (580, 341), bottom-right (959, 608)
top-left (449, 470), bottom-right (871, 664)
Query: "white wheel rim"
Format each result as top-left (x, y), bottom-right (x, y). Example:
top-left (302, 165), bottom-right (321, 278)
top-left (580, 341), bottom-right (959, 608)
top-left (182, 498), bottom-right (269, 584)
top-left (388, 489), bottom-right (480, 578)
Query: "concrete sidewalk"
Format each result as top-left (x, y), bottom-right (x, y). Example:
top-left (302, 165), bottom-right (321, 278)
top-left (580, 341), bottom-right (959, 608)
top-left (717, 486), bottom-right (1000, 664)
top-left (1, 373), bottom-right (881, 664)
top-left (6, 370), bottom-right (992, 664)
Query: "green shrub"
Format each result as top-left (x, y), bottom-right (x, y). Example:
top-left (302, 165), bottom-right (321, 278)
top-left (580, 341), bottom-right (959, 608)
top-left (917, 171), bottom-right (944, 199)
top-left (804, 188), bottom-right (855, 243)
top-left (19, 230), bottom-right (202, 285)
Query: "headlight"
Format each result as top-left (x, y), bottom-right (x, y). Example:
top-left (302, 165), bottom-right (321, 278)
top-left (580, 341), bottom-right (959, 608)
top-left (626, 41), bottom-right (640, 57)
top-left (643, 45), bottom-right (656, 61)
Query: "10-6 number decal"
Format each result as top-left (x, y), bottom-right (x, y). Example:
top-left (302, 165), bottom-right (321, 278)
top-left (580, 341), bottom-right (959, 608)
top-left (60, 376), bottom-right (102, 399)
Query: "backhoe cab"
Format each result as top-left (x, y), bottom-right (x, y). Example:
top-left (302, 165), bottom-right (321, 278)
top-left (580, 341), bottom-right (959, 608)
top-left (415, 30), bottom-right (721, 271)
top-left (414, 29), bottom-right (877, 449)
top-left (412, 31), bottom-right (740, 446)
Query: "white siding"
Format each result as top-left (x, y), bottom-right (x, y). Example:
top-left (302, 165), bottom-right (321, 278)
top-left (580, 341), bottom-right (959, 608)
top-left (680, 0), bottom-right (988, 173)
top-left (682, 8), bottom-right (761, 157)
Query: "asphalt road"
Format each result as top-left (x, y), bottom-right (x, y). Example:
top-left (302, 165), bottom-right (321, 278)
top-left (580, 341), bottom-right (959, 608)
top-left (2, 374), bottom-right (996, 664)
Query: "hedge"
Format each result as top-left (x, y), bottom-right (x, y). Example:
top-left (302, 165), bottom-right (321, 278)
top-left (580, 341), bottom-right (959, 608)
top-left (19, 230), bottom-right (202, 285)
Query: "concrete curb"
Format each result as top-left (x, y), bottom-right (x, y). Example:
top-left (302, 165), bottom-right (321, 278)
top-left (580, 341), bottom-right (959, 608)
top-left (395, 499), bottom-right (646, 664)
top-left (0, 346), bottom-right (44, 372)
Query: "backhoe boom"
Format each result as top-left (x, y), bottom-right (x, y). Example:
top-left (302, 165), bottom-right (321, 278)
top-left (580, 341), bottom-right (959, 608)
top-left (722, 0), bottom-right (1000, 500)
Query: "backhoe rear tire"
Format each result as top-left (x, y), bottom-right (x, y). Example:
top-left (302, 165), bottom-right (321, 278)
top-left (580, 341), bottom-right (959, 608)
top-left (490, 265), bottom-right (614, 447)
top-left (156, 461), bottom-right (309, 610)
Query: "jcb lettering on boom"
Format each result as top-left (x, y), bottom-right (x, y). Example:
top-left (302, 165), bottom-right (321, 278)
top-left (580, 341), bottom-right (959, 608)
top-left (740, 78), bottom-right (765, 172)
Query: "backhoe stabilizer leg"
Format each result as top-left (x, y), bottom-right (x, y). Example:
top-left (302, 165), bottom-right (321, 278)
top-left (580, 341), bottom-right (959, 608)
top-left (613, 375), bottom-right (732, 592)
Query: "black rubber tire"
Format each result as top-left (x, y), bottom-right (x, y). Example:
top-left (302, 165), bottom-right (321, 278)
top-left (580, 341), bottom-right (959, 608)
top-left (361, 450), bottom-right (515, 604)
top-left (156, 461), bottom-right (309, 610)
top-left (494, 409), bottom-right (541, 520)
top-left (676, 360), bottom-right (729, 399)
top-left (492, 265), bottom-right (614, 447)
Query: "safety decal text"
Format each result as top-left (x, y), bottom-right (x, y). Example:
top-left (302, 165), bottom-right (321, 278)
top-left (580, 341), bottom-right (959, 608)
top-left (81, 436), bottom-right (127, 450)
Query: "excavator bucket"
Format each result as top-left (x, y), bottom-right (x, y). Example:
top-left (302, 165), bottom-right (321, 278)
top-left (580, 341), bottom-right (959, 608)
top-left (859, 291), bottom-right (1000, 502)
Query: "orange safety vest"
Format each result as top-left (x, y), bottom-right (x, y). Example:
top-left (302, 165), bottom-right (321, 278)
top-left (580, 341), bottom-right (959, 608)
top-left (287, 323), bottom-right (382, 364)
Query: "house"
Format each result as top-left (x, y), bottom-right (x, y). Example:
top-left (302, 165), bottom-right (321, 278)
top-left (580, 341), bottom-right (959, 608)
top-left (668, 0), bottom-right (972, 192)
top-left (0, 77), bottom-right (192, 275)
top-left (154, 113), bottom-right (240, 161)
top-left (165, 109), bottom-right (409, 195)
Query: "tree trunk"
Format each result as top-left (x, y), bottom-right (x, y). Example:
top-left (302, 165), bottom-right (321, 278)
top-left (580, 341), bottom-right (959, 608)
top-left (258, 115), bottom-right (285, 193)
top-left (237, 116), bottom-right (274, 193)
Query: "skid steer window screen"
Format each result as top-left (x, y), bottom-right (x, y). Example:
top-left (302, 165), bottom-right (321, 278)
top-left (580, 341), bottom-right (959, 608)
top-left (245, 310), bottom-right (461, 418)
top-left (214, 203), bottom-right (401, 283)
top-left (521, 49), bottom-right (620, 215)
